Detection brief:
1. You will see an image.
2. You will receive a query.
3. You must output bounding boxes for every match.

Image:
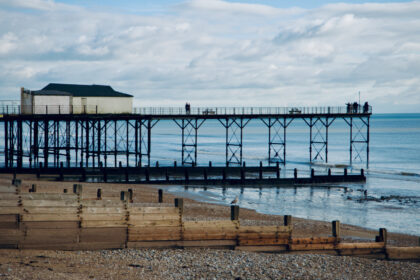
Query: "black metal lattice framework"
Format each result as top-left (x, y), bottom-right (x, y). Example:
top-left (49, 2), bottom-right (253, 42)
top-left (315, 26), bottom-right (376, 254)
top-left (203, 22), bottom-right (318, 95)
top-left (0, 109), bottom-right (371, 169)
top-left (344, 116), bottom-right (370, 168)
top-left (304, 117), bottom-right (336, 163)
top-left (174, 118), bottom-right (206, 166)
top-left (261, 117), bottom-right (293, 164)
top-left (218, 118), bottom-right (251, 166)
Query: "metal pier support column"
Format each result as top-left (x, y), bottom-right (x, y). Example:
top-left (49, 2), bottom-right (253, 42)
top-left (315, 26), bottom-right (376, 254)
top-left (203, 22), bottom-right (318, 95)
top-left (174, 118), bottom-right (205, 166)
top-left (304, 117), bottom-right (335, 163)
top-left (139, 119), bottom-right (159, 167)
top-left (219, 118), bottom-right (250, 166)
top-left (262, 117), bottom-right (293, 164)
top-left (344, 116), bottom-right (370, 168)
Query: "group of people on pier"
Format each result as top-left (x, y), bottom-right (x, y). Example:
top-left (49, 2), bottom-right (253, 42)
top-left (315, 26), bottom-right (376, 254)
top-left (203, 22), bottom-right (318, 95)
top-left (347, 102), bottom-right (370, 113)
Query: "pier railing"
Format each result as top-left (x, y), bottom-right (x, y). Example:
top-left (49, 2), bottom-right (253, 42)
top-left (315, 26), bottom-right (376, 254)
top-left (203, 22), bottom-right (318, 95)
top-left (0, 105), bottom-right (372, 115)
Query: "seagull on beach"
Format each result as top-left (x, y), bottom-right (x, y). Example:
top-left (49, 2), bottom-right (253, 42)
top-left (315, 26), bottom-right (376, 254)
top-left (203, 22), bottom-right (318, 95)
top-left (231, 196), bottom-right (238, 205)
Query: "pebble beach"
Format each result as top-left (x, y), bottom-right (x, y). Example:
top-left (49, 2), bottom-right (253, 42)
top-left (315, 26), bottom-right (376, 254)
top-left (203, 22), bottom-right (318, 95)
top-left (0, 175), bottom-right (419, 279)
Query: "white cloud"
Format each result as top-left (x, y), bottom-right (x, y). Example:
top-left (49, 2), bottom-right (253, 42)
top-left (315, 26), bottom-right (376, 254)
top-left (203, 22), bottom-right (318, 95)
top-left (0, 0), bottom-right (419, 112)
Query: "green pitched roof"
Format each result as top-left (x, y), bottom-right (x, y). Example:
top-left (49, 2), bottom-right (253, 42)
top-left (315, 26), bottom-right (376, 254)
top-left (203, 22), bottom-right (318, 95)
top-left (38, 83), bottom-right (133, 97)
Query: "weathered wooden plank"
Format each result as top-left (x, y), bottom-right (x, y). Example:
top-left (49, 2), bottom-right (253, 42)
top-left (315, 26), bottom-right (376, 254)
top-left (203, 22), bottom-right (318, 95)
top-left (239, 232), bottom-right (290, 240)
top-left (183, 233), bottom-right (237, 241)
top-left (0, 229), bottom-right (23, 242)
top-left (22, 200), bottom-right (79, 207)
top-left (0, 186), bottom-right (17, 193)
top-left (128, 207), bottom-right (179, 215)
top-left (128, 220), bottom-right (181, 227)
top-left (128, 233), bottom-right (181, 241)
top-left (0, 201), bottom-right (20, 207)
top-left (235, 245), bottom-right (288, 252)
top-left (21, 213), bottom-right (79, 222)
top-left (20, 193), bottom-right (78, 200)
top-left (291, 237), bottom-right (338, 244)
top-left (386, 246), bottom-right (420, 260)
top-left (22, 207), bottom-right (79, 214)
top-left (129, 213), bottom-right (180, 221)
top-left (81, 220), bottom-right (127, 228)
top-left (239, 225), bottom-right (292, 233)
top-left (0, 193), bottom-right (19, 200)
top-left (81, 207), bottom-right (127, 214)
top-left (23, 228), bottom-right (79, 244)
top-left (129, 227), bottom-right (181, 234)
top-left (79, 228), bottom-right (127, 243)
top-left (80, 214), bottom-right (126, 221)
top-left (183, 228), bottom-right (238, 236)
top-left (182, 240), bottom-right (237, 247)
top-left (0, 207), bottom-right (21, 214)
top-left (81, 200), bottom-right (126, 207)
top-left (238, 238), bottom-right (289, 246)
top-left (127, 241), bottom-right (179, 248)
top-left (290, 243), bottom-right (336, 251)
top-left (339, 249), bottom-right (386, 258)
top-left (336, 242), bottom-right (385, 250)
top-left (0, 222), bottom-right (19, 229)
top-left (183, 220), bottom-right (239, 228)
top-left (18, 242), bottom-right (125, 250)
top-left (22, 221), bottom-right (79, 229)
top-left (0, 214), bottom-right (19, 222)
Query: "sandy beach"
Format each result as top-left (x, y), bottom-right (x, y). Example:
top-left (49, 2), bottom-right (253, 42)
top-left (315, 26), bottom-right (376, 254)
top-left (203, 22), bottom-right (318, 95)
top-left (0, 175), bottom-right (419, 279)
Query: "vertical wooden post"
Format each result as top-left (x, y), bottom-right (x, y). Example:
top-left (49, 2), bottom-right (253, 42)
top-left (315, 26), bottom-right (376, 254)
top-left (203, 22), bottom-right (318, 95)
top-left (175, 198), bottom-right (184, 215)
top-left (259, 161), bottom-right (263, 179)
top-left (128, 189), bottom-right (133, 203)
top-left (376, 228), bottom-right (387, 244)
top-left (311, 168), bottom-right (314, 178)
top-left (276, 162), bottom-right (280, 179)
top-left (222, 168), bottom-right (226, 181)
top-left (344, 168), bottom-right (347, 176)
top-left (328, 168), bottom-right (331, 176)
top-left (231, 205), bottom-right (239, 221)
top-left (203, 168), bottom-right (208, 181)
top-left (30, 184), bottom-right (37, 193)
top-left (361, 169), bottom-right (364, 177)
top-left (184, 169), bottom-right (189, 183)
top-left (97, 188), bottom-right (102, 200)
top-left (284, 215), bottom-right (292, 226)
top-left (63, 188), bottom-right (68, 193)
top-left (145, 168), bottom-right (150, 182)
top-left (120, 191), bottom-right (125, 201)
top-left (332, 220), bottom-right (340, 238)
top-left (158, 189), bottom-right (163, 203)
top-left (240, 168), bottom-right (245, 182)
top-left (174, 161), bottom-right (177, 167)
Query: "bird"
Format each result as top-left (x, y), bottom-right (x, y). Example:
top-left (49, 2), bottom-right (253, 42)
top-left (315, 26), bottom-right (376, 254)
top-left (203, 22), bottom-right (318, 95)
top-left (230, 196), bottom-right (238, 205)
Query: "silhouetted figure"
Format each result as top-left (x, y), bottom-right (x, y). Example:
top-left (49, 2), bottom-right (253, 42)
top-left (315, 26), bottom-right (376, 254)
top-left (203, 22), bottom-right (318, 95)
top-left (353, 102), bottom-right (358, 113)
top-left (363, 102), bottom-right (369, 113)
top-left (185, 103), bottom-right (190, 114)
top-left (346, 103), bottom-right (351, 113)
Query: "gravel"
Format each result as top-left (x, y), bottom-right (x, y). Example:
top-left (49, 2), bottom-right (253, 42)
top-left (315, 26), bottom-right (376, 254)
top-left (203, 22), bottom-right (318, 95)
top-left (0, 248), bottom-right (419, 280)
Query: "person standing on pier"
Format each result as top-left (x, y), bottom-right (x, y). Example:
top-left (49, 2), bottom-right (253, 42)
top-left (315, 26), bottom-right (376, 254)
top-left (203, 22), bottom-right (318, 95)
top-left (185, 103), bottom-right (191, 115)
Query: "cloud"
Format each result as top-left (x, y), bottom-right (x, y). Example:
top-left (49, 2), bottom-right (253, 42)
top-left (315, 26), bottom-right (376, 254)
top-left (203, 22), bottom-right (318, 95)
top-left (0, 0), bottom-right (419, 112)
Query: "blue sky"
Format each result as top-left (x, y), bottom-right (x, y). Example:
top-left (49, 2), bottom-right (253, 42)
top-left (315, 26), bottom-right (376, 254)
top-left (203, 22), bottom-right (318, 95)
top-left (0, 0), bottom-right (419, 112)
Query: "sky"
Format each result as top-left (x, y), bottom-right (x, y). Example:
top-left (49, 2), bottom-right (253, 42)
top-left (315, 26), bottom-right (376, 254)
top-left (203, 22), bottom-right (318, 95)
top-left (0, 0), bottom-right (419, 113)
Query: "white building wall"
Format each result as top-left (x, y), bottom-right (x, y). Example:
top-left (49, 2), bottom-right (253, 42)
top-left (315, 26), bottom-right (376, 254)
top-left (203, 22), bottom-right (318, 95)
top-left (20, 88), bottom-right (33, 114)
top-left (33, 95), bottom-right (71, 114)
top-left (72, 97), bottom-right (132, 114)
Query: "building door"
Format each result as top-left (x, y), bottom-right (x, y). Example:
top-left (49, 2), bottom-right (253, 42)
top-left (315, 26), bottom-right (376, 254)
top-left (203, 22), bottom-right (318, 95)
top-left (82, 97), bottom-right (87, 114)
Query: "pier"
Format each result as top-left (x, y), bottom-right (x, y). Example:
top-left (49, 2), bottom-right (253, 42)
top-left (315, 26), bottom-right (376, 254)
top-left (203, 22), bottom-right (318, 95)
top-left (0, 105), bottom-right (371, 170)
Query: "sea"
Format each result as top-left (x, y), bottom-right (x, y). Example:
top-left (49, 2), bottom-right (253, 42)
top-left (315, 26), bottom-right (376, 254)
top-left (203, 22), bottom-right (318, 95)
top-left (153, 113), bottom-right (420, 236)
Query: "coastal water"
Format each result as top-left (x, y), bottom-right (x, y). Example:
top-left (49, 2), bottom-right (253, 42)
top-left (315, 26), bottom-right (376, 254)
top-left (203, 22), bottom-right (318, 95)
top-left (157, 114), bottom-right (420, 236)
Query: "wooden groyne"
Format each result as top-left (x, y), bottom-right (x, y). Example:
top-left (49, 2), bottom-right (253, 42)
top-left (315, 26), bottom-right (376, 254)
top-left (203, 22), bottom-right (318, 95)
top-left (1, 166), bottom-right (366, 186)
top-left (1, 180), bottom-right (418, 261)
